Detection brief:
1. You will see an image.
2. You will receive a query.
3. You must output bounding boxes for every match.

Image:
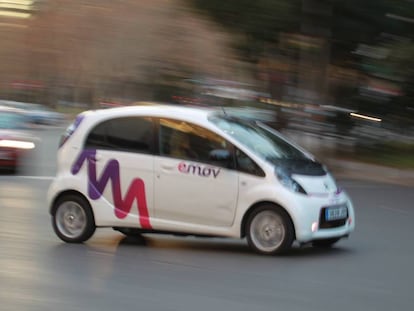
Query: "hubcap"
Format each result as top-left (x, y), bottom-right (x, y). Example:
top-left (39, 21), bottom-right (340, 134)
top-left (250, 211), bottom-right (285, 252)
top-left (55, 201), bottom-right (87, 238)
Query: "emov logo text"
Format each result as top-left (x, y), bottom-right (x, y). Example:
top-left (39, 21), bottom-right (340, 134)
top-left (71, 149), bottom-right (151, 229)
top-left (178, 162), bottom-right (221, 178)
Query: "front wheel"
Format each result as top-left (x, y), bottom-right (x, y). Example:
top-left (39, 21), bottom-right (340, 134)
top-left (52, 194), bottom-right (96, 243)
top-left (246, 205), bottom-right (294, 255)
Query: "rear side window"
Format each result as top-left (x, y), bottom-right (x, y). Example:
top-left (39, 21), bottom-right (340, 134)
top-left (85, 117), bottom-right (154, 154)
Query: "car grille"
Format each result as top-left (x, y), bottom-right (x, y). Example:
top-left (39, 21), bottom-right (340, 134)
top-left (319, 204), bottom-right (348, 229)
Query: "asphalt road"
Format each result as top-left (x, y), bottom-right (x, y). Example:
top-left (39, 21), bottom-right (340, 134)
top-left (1, 127), bottom-right (414, 311)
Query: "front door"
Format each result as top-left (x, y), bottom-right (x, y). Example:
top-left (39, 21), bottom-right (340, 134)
top-left (154, 118), bottom-right (239, 227)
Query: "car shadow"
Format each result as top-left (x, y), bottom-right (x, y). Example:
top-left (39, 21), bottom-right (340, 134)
top-left (47, 232), bottom-right (355, 266)
top-left (115, 234), bottom-right (354, 258)
top-left (118, 234), bottom-right (251, 255)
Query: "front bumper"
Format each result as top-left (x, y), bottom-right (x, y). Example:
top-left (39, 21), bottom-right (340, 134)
top-left (291, 191), bottom-right (355, 243)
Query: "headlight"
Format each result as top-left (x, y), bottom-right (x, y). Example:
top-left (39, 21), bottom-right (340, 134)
top-left (276, 168), bottom-right (307, 195)
top-left (0, 140), bottom-right (35, 149)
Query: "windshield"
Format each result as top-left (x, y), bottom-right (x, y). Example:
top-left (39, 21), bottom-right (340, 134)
top-left (209, 116), bottom-right (309, 162)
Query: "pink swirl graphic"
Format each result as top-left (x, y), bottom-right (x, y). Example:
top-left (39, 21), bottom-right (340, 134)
top-left (71, 149), bottom-right (151, 229)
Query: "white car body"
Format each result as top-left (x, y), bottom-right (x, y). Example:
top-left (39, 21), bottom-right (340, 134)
top-left (47, 103), bottom-right (355, 254)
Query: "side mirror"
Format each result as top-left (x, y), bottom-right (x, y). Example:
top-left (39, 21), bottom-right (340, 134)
top-left (209, 149), bottom-right (231, 162)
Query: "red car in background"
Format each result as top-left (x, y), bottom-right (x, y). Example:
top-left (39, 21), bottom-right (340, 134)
top-left (0, 106), bottom-right (35, 173)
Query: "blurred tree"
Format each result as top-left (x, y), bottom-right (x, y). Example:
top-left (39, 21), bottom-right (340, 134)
top-left (189, 0), bottom-right (302, 62)
top-left (387, 42), bottom-right (414, 131)
top-left (190, 0), bottom-right (414, 64)
top-left (190, 0), bottom-right (414, 128)
top-left (331, 0), bottom-right (414, 65)
top-left (20, 0), bottom-right (238, 107)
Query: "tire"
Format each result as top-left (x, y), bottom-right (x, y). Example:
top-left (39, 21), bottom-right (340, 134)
top-left (246, 205), bottom-right (294, 255)
top-left (51, 194), bottom-right (96, 243)
top-left (312, 238), bottom-right (340, 248)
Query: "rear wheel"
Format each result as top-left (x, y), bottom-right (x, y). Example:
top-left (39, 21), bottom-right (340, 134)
top-left (312, 238), bottom-right (340, 248)
top-left (52, 194), bottom-right (95, 243)
top-left (246, 205), bottom-right (294, 255)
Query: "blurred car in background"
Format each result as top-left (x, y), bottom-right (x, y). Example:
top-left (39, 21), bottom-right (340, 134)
top-left (0, 105), bottom-right (36, 173)
top-left (26, 103), bottom-right (65, 125)
top-left (0, 100), bottom-right (65, 126)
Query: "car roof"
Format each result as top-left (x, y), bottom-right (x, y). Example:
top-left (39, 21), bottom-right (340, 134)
top-left (82, 102), bottom-right (220, 124)
top-left (78, 102), bottom-right (278, 130)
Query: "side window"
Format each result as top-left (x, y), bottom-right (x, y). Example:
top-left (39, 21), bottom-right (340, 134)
top-left (236, 148), bottom-right (265, 177)
top-left (85, 122), bottom-right (107, 148)
top-left (159, 118), bottom-right (231, 167)
top-left (85, 117), bottom-right (154, 153)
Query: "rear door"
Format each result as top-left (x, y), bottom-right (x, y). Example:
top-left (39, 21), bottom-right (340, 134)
top-left (76, 116), bottom-right (155, 228)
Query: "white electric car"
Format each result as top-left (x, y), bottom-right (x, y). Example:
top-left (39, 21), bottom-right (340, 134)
top-left (47, 103), bottom-right (355, 255)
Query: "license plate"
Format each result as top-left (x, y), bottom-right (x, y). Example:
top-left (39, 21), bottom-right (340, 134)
top-left (325, 205), bottom-right (348, 221)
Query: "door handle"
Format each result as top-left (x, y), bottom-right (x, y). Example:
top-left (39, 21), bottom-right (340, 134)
top-left (161, 163), bottom-right (175, 170)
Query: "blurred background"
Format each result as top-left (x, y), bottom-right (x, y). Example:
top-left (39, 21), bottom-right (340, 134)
top-left (1, 0), bottom-right (414, 169)
top-left (1, 4), bottom-right (414, 310)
